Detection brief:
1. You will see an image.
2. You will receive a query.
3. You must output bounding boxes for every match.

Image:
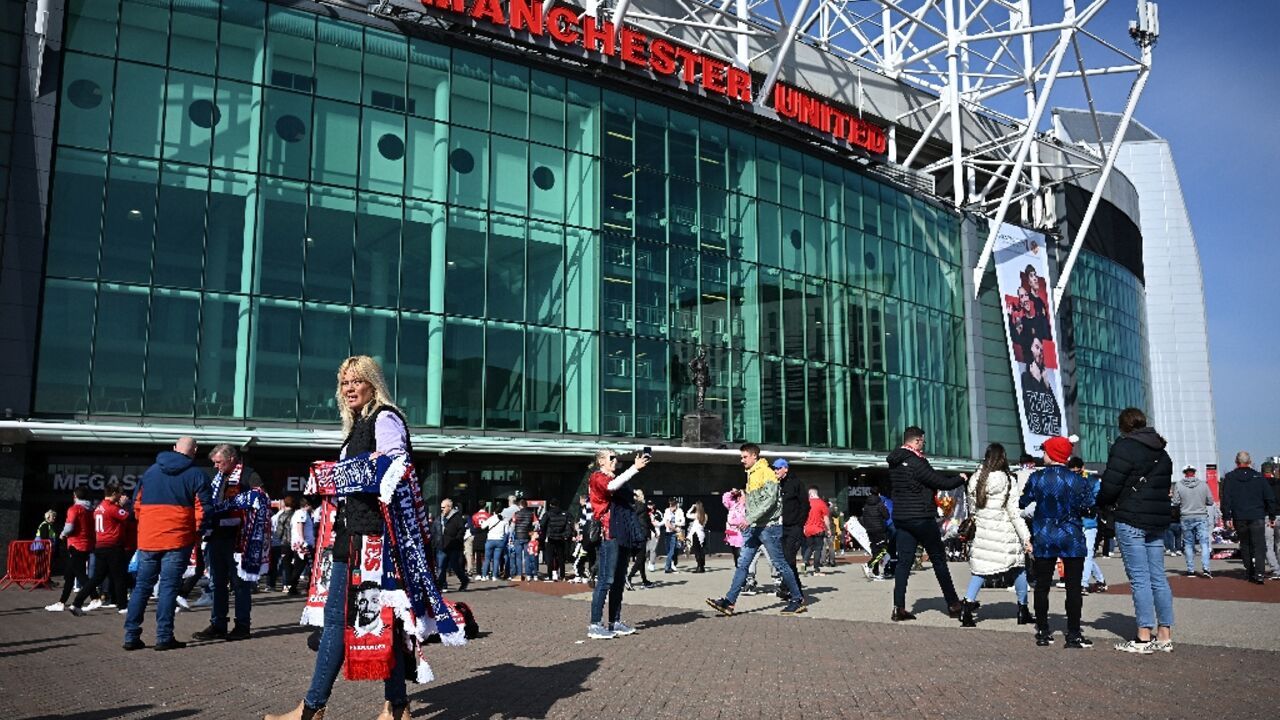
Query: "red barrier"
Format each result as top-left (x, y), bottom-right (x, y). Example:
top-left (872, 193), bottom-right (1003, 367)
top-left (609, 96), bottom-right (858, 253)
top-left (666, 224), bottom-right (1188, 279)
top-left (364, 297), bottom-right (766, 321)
top-left (0, 540), bottom-right (54, 590)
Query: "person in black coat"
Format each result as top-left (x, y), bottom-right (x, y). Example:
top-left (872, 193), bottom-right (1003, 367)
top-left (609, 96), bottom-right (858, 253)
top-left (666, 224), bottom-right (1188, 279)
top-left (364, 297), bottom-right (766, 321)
top-left (434, 498), bottom-right (469, 591)
top-left (1095, 407), bottom-right (1174, 653)
top-left (887, 426), bottom-right (967, 622)
top-left (861, 490), bottom-right (892, 579)
top-left (778, 461), bottom-right (808, 600)
top-left (541, 499), bottom-right (573, 581)
top-left (1220, 451), bottom-right (1278, 584)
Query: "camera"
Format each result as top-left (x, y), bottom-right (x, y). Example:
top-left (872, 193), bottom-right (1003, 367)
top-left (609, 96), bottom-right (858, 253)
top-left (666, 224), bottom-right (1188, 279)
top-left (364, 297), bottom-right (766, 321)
top-left (641, 446), bottom-right (652, 458)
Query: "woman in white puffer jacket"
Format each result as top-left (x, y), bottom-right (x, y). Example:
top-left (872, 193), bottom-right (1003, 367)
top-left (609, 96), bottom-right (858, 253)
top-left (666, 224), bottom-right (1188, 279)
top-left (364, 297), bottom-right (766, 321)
top-left (959, 443), bottom-right (1032, 627)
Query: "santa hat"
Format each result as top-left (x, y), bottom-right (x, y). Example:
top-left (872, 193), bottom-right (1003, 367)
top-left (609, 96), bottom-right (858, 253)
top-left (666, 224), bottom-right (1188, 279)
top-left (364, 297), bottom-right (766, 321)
top-left (1042, 436), bottom-right (1073, 464)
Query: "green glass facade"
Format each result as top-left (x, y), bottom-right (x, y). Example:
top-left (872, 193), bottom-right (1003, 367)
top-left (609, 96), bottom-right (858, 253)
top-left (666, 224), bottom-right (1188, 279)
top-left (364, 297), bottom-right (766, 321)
top-left (1069, 251), bottom-right (1152, 463)
top-left (35, 0), bottom-right (969, 457)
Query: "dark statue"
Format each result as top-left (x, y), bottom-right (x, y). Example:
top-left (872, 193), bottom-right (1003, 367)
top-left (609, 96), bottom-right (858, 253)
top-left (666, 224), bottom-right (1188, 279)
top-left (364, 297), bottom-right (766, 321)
top-left (688, 346), bottom-right (709, 412)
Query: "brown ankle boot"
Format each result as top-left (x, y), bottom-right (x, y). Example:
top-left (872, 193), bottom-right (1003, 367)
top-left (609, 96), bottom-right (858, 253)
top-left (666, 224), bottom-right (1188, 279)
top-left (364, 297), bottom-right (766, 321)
top-left (376, 701), bottom-right (411, 720)
top-left (265, 702), bottom-right (325, 720)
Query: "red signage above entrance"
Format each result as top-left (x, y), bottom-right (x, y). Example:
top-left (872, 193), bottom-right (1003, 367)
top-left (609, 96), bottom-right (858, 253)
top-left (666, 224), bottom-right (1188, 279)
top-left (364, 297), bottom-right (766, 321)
top-left (417, 0), bottom-right (887, 155)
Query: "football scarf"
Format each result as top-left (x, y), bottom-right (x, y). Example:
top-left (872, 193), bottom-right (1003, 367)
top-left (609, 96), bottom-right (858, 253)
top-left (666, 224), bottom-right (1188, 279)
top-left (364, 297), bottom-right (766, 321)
top-left (302, 461), bottom-right (339, 627)
top-left (204, 480), bottom-right (272, 582)
top-left (344, 533), bottom-right (397, 681)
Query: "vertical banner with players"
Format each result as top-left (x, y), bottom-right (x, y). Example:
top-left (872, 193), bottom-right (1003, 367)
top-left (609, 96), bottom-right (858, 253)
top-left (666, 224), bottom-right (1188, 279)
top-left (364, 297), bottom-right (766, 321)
top-left (994, 223), bottom-right (1069, 453)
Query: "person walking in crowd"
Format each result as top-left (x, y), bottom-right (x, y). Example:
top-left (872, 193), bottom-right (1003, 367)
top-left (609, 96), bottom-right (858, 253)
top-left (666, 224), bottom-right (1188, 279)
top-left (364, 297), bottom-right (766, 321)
top-left (1172, 464), bottom-right (1216, 578)
top-left (67, 481), bottom-right (132, 616)
top-left (777, 460), bottom-right (807, 601)
top-left (1019, 437), bottom-right (1093, 648)
top-left (542, 498), bottom-right (573, 581)
top-left (1070, 457), bottom-right (1108, 593)
top-left (45, 487), bottom-right (95, 612)
top-left (1220, 451), bottom-right (1278, 585)
top-left (480, 509), bottom-right (508, 582)
top-left (804, 486), bottom-right (831, 575)
top-left (826, 501), bottom-right (844, 564)
top-left (471, 503), bottom-right (492, 579)
top-left (662, 498), bottom-right (685, 573)
top-left (1095, 407), bottom-right (1176, 655)
top-left (192, 444), bottom-right (265, 642)
top-left (645, 500), bottom-right (663, 572)
top-left (511, 498), bottom-right (539, 581)
top-left (266, 355), bottom-right (462, 720)
top-left (723, 489), bottom-right (746, 568)
top-left (270, 497), bottom-right (295, 591)
top-left (283, 497), bottom-right (316, 595)
top-left (686, 501), bottom-right (708, 573)
top-left (434, 498), bottom-right (469, 592)
top-left (626, 491), bottom-right (656, 589)
top-left (887, 427), bottom-right (967, 622)
top-left (705, 445), bottom-right (806, 616)
top-left (1264, 463), bottom-right (1280, 579)
top-left (861, 489), bottom-right (891, 580)
top-left (587, 448), bottom-right (650, 639)
top-left (958, 443), bottom-right (1032, 628)
top-left (123, 436), bottom-right (213, 651)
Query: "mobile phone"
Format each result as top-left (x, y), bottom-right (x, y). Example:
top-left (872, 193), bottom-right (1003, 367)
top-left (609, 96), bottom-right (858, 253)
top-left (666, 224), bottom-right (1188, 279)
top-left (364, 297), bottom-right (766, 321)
top-left (642, 446), bottom-right (652, 458)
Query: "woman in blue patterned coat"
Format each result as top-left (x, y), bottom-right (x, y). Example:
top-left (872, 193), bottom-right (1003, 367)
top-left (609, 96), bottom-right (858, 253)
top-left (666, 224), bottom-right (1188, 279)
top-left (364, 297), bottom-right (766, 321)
top-left (1020, 436), bottom-right (1095, 649)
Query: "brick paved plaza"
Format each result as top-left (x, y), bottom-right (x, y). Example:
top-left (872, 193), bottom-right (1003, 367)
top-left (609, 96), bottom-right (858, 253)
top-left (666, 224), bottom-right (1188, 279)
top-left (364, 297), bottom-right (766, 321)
top-left (2, 553), bottom-right (1277, 720)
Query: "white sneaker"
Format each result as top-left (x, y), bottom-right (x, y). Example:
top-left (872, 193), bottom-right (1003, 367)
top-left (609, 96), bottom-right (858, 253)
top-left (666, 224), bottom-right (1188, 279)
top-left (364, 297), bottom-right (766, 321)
top-left (118, 608), bottom-right (128, 614)
top-left (1114, 639), bottom-right (1155, 655)
top-left (176, 596), bottom-right (191, 610)
top-left (100, 602), bottom-right (117, 609)
top-left (85, 599), bottom-right (103, 611)
top-left (610, 621), bottom-right (636, 636)
top-left (587, 623), bottom-right (615, 639)
top-left (1149, 640), bottom-right (1174, 653)
top-left (647, 562), bottom-right (655, 572)
top-left (45, 602), bottom-right (65, 612)
top-left (192, 592), bottom-right (214, 608)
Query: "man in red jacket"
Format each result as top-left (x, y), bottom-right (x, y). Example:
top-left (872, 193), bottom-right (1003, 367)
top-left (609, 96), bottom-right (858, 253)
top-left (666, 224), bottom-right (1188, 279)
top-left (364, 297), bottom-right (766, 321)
top-left (46, 487), bottom-right (95, 612)
top-left (803, 486), bottom-right (831, 575)
top-left (69, 481), bottom-right (132, 615)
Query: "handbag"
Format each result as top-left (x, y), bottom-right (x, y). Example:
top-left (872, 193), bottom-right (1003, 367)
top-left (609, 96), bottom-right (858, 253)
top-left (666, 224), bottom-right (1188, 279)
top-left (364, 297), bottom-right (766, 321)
top-left (957, 516), bottom-right (976, 542)
top-left (585, 518), bottom-right (603, 546)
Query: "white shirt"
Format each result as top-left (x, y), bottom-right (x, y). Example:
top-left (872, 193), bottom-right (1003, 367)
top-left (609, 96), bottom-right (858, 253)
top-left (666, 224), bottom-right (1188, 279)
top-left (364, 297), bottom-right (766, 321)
top-left (663, 507), bottom-right (686, 532)
top-left (292, 508), bottom-right (315, 547)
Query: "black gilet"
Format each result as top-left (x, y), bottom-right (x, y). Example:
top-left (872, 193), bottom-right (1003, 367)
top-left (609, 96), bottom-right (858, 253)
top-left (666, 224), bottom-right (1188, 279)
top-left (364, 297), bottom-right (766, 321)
top-left (331, 406), bottom-right (412, 563)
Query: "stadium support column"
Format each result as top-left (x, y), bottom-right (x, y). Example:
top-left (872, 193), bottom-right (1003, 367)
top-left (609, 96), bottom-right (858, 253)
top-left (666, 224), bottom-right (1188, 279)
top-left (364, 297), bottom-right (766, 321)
top-left (426, 75), bottom-right (449, 427)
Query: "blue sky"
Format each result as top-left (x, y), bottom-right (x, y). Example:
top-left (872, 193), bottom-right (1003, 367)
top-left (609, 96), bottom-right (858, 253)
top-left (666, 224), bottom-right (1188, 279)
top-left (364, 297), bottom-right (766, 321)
top-left (1086, 2), bottom-right (1280, 468)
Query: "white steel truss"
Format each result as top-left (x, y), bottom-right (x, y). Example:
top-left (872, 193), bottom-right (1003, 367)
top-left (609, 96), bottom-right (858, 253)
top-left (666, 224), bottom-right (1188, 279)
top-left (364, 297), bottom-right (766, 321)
top-left (366, 0), bottom-right (1157, 302)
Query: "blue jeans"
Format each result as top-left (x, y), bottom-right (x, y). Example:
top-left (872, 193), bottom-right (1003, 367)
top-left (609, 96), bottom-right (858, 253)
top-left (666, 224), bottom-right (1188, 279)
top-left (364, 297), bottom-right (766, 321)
top-left (664, 530), bottom-right (679, 571)
top-left (306, 561), bottom-right (406, 708)
top-left (1082, 527), bottom-right (1105, 585)
top-left (964, 568), bottom-right (1027, 604)
top-left (724, 525), bottom-right (801, 605)
top-left (589, 539), bottom-right (628, 625)
top-left (207, 533), bottom-right (253, 629)
top-left (1115, 522), bottom-right (1174, 630)
top-left (124, 546), bottom-right (190, 644)
top-left (514, 541), bottom-right (537, 577)
top-left (482, 539), bottom-right (505, 578)
top-left (436, 547), bottom-right (467, 589)
top-left (1162, 522), bottom-right (1182, 552)
top-left (1180, 516), bottom-right (1212, 573)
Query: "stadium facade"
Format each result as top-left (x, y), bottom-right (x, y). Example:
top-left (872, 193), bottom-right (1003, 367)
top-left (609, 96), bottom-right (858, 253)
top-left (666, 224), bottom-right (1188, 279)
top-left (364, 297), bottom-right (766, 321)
top-left (0, 0), bottom-right (1208, 546)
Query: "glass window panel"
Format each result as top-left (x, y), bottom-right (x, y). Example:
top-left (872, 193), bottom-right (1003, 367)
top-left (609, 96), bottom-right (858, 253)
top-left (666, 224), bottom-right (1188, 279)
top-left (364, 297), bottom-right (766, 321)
top-left (634, 336), bottom-right (668, 436)
top-left (565, 80), bottom-right (598, 156)
top-left (361, 107), bottom-right (406, 194)
top-left (443, 319), bottom-right (484, 427)
top-left (759, 357), bottom-right (782, 444)
top-left (530, 71), bottom-right (565, 146)
top-left (256, 179), bottom-right (306, 298)
top-left (212, 79), bottom-right (262, 171)
top-left (864, 233), bottom-right (882, 294)
top-left (402, 200), bottom-right (442, 312)
top-left (525, 327), bottom-right (563, 432)
top-left (862, 179), bottom-right (880, 234)
top-left (168, 0), bottom-right (218, 73)
top-left (882, 240), bottom-right (899, 297)
top-left (847, 288), bottom-right (866, 369)
top-left (305, 187), bottom-right (355, 303)
top-left (868, 372), bottom-right (887, 450)
top-left (59, 53), bottom-right (114, 151)
top-left (527, 222), bottom-right (563, 326)
top-left (65, 0), bottom-right (118, 56)
top-left (448, 126), bottom-right (489, 208)
top-left (90, 284), bottom-right (150, 415)
top-left (218, 0), bottom-right (266, 83)
top-left (669, 246), bottom-right (699, 343)
top-left (364, 27), bottom-right (407, 107)
top-left (635, 168), bottom-right (666, 243)
top-left (849, 370), bottom-right (869, 449)
top-left (758, 201), bottom-right (780, 267)
top-left (564, 330), bottom-right (598, 433)
top-left (153, 164), bottom-right (207, 289)
top-left (600, 334), bottom-right (632, 435)
top-left (314, 19), bottom-right (361, 102)
top-left (804, 214), bottom-right (825, 277)
top-left (197, 292), bottom-right (249, 418)
top-left (144, 288), bottom-right (199, 416)
top-left (565, 152), bottom-right (597, 228)
top-left (35, 280), bottom-right (96, 413)
top-left (601, 161), bottom-right (632, 235)
top-left (406, 116), bottom-right (447, 202)
top-left (118, 0), bottom-right (170, 65)
top-left (700, 183), bottom-right (728, 253)
top-left (603, 92), bottom-right (635, 165)
top-left (298, 302), bottom-right (349, 422)
top-left (261, 87), bottom-right (313, 180)
top-left (633, 101), bottom-right (665, 172)
top-left (350, 308), bottom-right (398, 392)
top-left (759, 267), bottom-right (782, 356)
top-left (111, 62), bottom-right (166, 158)
top-left (802, 155), bottom-right (823, 215)
top-left (807, 363), bottom-right (829, 446)
top-left (564, 228), bottom-right (599, 331)
top-left (100, 158), bottom-right (158, 284)
top-left (805, 278), bottom-right (825, 362)
top-left (450, 50), bottom-right (490, 129)
top-left (485, 323), bottom-right (523, 430)
top-left (883, 298), bottom-right (900, 375)
top-left (162, 71), bottom-right (215, 165)
top-left (491, 60), bottom-right (528, 139)
top-left (396, 312), bottom-right (437, 425)
top-left (205, 170), bottom-right (257, 293)
top-left (46, 149), bottom-right (107, 279)
top-left (699, 121), bottom-right (728, 188)
top-left (249, 297), bottom-right (301, 419)
top-left (779, 147), bottom-right (802, 209)
top-left (866, 293), bottom-right (884, 372)
top-left (669, 177), bottom-right (697, 248)
top-left (312, 99), bottom-right (359, 186)
top-left (445, 207), bottom-right (486, 317)
top-left (265, 7), bottom-right (315, 92)
top-left (781, 274), bottom-right (805, 358)
top-left (781, 208), bottom-right (803, 271)
top-left (408, 38), bottom-right (449, 121)
top-left (354, 194), bottom-right (401, 308)
top-left (756, 140), bottom-right (779, 203)
top-left (846, 227), bottom-right (864, 288)
top-left (487, 214), bottom-right (525, 322)
top-left (529, 143), bottom-right (565, 223)
top-left (491, 135), bottom-right (528, 216)
top-left (629, 238), bottom-right (661, 337)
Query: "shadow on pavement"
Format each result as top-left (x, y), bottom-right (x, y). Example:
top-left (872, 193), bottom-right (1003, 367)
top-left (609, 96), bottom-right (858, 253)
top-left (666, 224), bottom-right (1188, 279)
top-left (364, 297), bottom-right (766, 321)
top-left (23, 704), bottom-right (201, 720)
top-left (0, 633), bottom-right (97, 649)
top-left (637, 611), bottom-right (702, 630)
top-left (412, 658), bottom-right (601, 719)
top-left (1089, 610), bottom-right (1138, 639)
top-left (0, 642), bottom-right (75, 658)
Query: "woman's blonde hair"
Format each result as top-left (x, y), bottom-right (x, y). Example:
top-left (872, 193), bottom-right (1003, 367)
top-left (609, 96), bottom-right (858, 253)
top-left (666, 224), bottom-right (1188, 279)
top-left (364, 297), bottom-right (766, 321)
top-left (336, 355), bottom-right (400, 434)
top-left (591, 448), bottom-right (616, 471)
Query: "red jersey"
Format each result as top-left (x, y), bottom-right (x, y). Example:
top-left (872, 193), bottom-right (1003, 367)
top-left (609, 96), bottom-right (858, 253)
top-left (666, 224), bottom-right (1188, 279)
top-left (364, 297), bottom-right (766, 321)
top-left (94, 498), bottom-right (131, 548)
top-left (588, 471), bottom-right (614, 540)
top-left (471, 510), bottom-right (491, 532)
top-left (64, 503), bottom-right (95, 552)
top-left (804, 497), bottom-right (830, 537)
